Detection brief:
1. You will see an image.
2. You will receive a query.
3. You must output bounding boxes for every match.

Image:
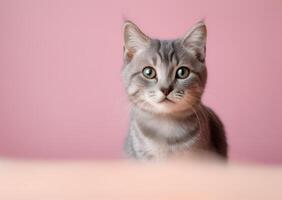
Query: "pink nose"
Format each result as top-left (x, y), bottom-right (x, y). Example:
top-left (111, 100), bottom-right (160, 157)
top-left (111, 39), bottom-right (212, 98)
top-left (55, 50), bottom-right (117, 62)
top-left (160, 86), bottom-right (173, 96)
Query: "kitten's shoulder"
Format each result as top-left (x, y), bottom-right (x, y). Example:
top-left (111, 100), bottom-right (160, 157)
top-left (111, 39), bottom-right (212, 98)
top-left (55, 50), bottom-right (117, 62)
top-left (203, 105), bottom-right (228, 158)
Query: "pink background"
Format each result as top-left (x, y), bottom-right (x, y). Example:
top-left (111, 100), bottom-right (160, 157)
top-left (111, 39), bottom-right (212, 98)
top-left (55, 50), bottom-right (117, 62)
top-left (1, 0), bottom-right (282, 164)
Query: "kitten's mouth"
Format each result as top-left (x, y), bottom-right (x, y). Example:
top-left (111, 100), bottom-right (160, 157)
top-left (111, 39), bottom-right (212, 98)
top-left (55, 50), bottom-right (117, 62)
top-left (159, 97), bottom-right (175, 104)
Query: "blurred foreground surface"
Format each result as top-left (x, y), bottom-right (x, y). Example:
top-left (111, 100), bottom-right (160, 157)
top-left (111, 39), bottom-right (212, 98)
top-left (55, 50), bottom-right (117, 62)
top-left (0, 158), bottom-right (282, 200)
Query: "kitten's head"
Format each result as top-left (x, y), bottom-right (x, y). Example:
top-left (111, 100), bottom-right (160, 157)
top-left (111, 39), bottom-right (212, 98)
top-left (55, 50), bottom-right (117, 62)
top-left (122, 20), bottom-right (207, 115)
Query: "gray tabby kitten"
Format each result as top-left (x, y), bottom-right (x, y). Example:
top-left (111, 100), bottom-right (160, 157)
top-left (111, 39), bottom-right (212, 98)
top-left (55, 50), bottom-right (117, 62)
top-left (122, 20), bottom-right (227, 160)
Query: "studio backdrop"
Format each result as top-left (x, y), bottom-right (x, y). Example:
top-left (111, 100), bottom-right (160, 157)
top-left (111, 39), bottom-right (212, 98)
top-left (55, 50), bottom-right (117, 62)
top-left (1, 0), bottom-right (282, 163)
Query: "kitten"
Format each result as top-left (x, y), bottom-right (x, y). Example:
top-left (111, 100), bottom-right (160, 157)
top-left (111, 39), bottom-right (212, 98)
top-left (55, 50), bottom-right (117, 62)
top-left (122, 20), bottom-right (227, 160)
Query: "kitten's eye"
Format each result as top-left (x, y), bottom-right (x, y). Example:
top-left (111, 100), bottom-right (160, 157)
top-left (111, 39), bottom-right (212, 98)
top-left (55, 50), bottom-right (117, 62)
top-left (176, 67), bottom-right (190, 79)
top-left (142, 66), bottom-right (156, 79)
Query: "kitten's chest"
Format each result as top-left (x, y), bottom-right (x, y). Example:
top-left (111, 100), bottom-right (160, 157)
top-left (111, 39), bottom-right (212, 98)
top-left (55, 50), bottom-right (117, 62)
top-left (138, 133), bottom-right (200, 160)
top-left (130, 109), bottom-right (210, 160)
top-left (134, 115), bottom-right (202, 159)
top-left (136, 114), bottom-right (199, 139)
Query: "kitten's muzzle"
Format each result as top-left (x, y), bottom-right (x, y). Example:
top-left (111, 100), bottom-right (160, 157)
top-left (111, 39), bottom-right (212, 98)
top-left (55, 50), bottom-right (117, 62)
top-left (160, 86), bottom-right (173, 96)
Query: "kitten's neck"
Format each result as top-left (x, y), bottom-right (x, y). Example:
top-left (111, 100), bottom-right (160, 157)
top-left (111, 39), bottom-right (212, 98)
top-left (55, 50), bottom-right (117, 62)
top-left (131, 105), bottom-right (204, 143)
top-left (132, 104), bottom-right (203, 121)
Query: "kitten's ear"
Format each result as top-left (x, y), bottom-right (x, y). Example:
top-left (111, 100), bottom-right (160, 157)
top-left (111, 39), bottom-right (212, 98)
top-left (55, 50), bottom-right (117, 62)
top-left (123, 20), bottom-right (151, 59)
top-left (182, 21), bottom-right (207, 62)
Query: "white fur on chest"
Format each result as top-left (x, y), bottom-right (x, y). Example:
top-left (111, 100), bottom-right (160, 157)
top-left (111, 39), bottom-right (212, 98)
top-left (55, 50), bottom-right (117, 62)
top-left (130, 109), bottom-right (206, 160)
top-left (133, 125), bottom-right (200, 160)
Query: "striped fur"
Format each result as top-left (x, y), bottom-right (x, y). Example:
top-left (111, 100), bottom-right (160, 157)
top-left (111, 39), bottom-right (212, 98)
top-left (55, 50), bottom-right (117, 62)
top-left (122, 20), bottom-right (227, 160)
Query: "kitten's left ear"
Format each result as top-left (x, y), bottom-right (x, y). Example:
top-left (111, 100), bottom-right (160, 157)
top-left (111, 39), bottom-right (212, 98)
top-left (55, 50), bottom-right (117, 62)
top-left (182, 21), bottom-right (207, 62)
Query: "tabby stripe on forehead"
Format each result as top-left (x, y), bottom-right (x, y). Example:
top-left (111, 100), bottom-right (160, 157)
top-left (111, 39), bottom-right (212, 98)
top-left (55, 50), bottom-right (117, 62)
top-left (152, 56), bottom-right (157, 66)
top-left (171, 42), bottom-right (179, 65)
top-left (163, 43), bottom-right (170, 62)
top-left (157, 40), bottom-right (164, 60)
top-left (169, 49), bottom-right (175, 63)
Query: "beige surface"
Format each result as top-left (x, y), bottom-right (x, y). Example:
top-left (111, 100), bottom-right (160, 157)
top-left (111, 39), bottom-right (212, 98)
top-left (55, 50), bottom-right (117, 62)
top-left (0, 159), bottom-right (281, 200)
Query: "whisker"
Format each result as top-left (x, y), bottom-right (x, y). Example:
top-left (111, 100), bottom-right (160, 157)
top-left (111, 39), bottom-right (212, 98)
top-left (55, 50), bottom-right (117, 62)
top-left (191, 106), bottom-right (202, 137)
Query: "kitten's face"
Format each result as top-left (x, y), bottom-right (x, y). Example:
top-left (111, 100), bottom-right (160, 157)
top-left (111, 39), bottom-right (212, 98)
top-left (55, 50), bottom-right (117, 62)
top-left (122, 21), bottom-right (207, 115)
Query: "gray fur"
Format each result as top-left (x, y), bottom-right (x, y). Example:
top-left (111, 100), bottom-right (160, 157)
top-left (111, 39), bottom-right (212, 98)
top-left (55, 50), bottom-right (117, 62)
top-left (122, 20), bottom-right (227, 160)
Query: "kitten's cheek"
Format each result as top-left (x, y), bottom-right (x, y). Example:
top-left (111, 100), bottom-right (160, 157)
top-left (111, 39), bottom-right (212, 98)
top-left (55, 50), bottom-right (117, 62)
top-left (127, 85), bottom-right (138, 96)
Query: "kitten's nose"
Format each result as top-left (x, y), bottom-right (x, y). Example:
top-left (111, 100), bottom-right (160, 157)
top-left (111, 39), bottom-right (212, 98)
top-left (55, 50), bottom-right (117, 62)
top-left (160, 86), bottom-right (173, 96)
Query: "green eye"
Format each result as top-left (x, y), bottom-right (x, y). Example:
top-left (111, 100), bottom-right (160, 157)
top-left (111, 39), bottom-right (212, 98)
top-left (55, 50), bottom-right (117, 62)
top-left (176, 67), bottom-right (190, 79)
top-left (142, 66), bottom-right (156, 79)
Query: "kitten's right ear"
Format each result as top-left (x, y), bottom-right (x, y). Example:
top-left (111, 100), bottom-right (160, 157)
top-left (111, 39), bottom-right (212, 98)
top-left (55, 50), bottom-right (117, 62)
top-left (123, 21), bottom-right (151, 59)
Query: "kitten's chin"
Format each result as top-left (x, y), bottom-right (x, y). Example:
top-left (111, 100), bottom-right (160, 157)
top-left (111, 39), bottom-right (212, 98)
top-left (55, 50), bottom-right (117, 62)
top-left (146, 100), bottom-right (193, 116)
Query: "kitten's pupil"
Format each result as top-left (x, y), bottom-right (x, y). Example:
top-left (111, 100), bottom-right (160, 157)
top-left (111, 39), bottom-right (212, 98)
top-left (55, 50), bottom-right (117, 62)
top-left (176, 67), bottom-right (190, 79)
top-left (142, 66), bottom-right (156, 79)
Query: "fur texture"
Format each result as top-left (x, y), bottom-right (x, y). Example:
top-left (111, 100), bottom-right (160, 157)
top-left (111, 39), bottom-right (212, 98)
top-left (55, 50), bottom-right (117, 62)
top-left (122, 20), bottom-right (227, 160)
